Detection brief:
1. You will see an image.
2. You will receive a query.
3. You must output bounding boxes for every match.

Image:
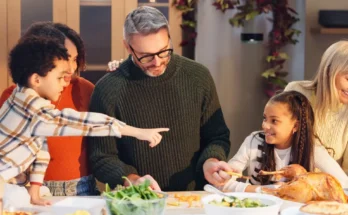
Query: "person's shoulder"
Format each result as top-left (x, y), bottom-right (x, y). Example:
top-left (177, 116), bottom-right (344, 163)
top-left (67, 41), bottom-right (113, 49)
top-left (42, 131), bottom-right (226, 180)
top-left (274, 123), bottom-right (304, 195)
top-left (177, 55), bottom-right (210, 75)
top-left (3, 85), bottom-right (16, 94)
top-left (285, 80), bottom-right (312, 92)
top-left (247, 131), bottom-right (264, 144)
top-left (284, 80), bottom-right (314, 98)
top-left (176, 55), bottom-right (214, 86)
top-left (72, 77), bottom-right (94, 90)
top-left (92, 70), bottom-right (127, 100)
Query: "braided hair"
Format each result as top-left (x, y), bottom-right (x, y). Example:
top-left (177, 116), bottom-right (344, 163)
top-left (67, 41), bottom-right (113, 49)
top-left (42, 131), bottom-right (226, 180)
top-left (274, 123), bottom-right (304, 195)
top-left (258, 91), bottom-right (315, 184)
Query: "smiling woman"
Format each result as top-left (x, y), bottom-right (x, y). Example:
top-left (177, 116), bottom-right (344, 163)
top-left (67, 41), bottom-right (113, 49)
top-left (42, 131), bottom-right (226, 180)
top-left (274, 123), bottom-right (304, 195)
top-left (284, 40), bottom-right (348, 174)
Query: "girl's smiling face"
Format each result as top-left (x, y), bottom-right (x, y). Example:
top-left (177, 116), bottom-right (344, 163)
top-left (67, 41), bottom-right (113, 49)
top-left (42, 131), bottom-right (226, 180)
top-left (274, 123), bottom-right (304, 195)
top-left (262, 102), bottom-right (298, 149)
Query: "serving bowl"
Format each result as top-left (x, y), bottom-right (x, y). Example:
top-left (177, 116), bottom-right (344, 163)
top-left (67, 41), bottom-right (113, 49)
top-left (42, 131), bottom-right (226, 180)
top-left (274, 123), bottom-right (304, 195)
top-left (201, 192), bottom-right (283, 215)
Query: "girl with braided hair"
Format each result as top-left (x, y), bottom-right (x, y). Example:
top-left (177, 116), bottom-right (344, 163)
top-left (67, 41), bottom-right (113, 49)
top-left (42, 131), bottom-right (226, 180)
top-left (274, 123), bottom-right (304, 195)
top-left (213, 91), bottom-right (348, 193)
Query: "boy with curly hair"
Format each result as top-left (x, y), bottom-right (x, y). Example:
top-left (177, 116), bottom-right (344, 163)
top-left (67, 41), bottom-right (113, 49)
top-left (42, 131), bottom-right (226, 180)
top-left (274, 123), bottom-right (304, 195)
top-left (0, 36), bottom-right (168, 205)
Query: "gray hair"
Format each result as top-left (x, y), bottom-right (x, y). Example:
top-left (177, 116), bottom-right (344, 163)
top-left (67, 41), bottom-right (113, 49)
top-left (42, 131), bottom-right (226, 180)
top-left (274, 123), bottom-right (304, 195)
top-left (123, 6), bottom-right (170, 43)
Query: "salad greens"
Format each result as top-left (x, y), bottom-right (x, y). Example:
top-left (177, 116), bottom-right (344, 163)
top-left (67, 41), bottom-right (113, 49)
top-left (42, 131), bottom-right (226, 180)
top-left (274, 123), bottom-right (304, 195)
top-left (103, 177), bottom-right (166, 215)
top-left (209, 196), bottom-right (267, 208)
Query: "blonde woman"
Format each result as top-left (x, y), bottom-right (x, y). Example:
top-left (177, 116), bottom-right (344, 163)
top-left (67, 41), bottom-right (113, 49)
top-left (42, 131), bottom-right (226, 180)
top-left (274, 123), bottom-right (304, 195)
top-left (284, 40), bottom-right (348, 174)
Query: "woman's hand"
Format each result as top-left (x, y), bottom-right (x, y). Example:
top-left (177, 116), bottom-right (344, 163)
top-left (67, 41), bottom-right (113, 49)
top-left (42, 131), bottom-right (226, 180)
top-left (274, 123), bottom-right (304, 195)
top-left (107, 59), bottom-right (124, 72)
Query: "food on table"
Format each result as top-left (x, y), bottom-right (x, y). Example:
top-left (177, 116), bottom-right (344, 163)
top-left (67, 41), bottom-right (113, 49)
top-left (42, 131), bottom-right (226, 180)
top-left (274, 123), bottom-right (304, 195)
top-left (261, 165), bottom-right (347, 203)
top-left (259, 164), bottom-right (307, 181)
top-left (3, 212), bottom-right (32, 215)
top-left (300, 201), bottom-right (348, 215)
top-left (167, 193), bottom-right (201, 207)
top-left (208, 196), bottom-right (267, 208)
top-left (225, 171), bottom-right (251, 180)
top-left (66, 210), bottom-right (90, 215)
top-left (103, 177), bottom-right (166, 215)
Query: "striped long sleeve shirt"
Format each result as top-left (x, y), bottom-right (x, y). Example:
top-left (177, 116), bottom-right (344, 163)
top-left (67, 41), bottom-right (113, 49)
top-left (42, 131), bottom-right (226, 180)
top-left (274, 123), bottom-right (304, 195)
top-left (0, 85), bottom-right (125, 184)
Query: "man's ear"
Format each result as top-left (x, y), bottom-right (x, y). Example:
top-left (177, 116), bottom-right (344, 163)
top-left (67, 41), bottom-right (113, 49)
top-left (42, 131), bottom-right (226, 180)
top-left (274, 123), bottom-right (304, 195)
top-left (27, 73), bottom-right (41, 88)
top-left (123, 39), bottom-right (132, 55)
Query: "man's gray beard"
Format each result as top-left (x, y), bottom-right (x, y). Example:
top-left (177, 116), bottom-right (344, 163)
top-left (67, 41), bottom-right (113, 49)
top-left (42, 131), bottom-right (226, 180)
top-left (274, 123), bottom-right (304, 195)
top-left (145, 66), bottom-right (167, 77)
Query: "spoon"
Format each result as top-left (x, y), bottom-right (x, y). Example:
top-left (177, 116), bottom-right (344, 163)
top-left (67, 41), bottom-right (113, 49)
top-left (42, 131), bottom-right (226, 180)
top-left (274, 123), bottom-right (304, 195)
top-left (203, 184), bottom-right (234, 198)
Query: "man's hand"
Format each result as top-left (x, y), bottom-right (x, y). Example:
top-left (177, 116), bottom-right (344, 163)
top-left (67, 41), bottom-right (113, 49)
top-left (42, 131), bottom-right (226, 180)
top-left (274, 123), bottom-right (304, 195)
top-left (203, 158), bottom-right (235, 186)
top-left (28, 184), bottom-right (51, 206)
top-left (125, 174), bottom-right (161, 191)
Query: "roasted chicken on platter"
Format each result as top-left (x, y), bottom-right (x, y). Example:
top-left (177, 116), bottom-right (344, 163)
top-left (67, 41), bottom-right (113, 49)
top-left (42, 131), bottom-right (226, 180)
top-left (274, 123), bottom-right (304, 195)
top-left (259, 165), bottom-right (347, 203)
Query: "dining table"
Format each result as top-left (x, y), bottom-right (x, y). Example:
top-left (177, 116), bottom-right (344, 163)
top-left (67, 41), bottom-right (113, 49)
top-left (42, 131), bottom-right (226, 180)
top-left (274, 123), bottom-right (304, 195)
top-left (19, 190), bottom-right (302, 215)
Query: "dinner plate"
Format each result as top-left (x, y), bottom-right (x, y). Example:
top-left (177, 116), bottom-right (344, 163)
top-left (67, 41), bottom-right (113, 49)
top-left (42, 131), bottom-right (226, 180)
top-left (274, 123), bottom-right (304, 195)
top-left (344, 188), bottom-right (348, 195)
top-left (281, 206), bottom-right (309, 215)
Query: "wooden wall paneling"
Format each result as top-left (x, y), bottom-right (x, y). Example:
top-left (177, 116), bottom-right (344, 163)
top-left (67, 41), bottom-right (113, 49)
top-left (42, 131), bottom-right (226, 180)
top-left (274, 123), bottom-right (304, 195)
top-left (6, 0), bottom-right (21, 88)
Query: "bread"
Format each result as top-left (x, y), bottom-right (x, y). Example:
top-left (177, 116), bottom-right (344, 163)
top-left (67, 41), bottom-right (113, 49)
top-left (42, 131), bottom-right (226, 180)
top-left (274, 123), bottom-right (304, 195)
top-left (3, 212), bottom-right (32, 215)
top-left (300, 201), bottom-right (348, 215)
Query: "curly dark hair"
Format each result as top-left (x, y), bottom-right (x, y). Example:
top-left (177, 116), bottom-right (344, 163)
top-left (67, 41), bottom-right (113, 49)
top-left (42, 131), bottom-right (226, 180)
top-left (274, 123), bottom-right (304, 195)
top-left (20, 21), bottom-right (86, 75)
top-left (9, 36), bottom-right (69, 87)
top-left (53, 23), bottom-right (86, 75)
top-left (258, 91), bottom-right (316, 184)
top-left (21, 22), bottom-right (66, 45)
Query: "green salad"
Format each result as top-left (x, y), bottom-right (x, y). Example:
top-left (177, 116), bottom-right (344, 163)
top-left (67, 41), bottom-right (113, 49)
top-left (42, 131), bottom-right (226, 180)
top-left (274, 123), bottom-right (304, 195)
top-left (209, 196), bottom-right (267, 208)
top-left (103, 177), bottom-right (166, 215)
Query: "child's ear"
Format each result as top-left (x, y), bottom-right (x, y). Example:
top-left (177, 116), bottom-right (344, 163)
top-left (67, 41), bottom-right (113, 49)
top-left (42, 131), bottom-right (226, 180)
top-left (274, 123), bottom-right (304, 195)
top-left (293, 121), bottom-right (299, 133)
top-left (28, 73), bottom-right (41, 87)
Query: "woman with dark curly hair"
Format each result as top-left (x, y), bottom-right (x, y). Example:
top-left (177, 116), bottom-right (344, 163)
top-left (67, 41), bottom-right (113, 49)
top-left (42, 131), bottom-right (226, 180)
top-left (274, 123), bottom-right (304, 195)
top-left (0, 22), bottom-right (96, 197)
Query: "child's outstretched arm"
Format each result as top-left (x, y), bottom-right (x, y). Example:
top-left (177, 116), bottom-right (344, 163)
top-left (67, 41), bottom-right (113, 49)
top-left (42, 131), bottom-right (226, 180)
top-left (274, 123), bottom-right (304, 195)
top-left (30, 106), bottom-right (169, 147)
top-left (119, 125), bottom-right (169, 147)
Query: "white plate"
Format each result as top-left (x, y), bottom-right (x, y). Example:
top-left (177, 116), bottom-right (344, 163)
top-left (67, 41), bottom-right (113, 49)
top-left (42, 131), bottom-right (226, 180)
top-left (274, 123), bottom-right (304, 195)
top-left (280, 199), bottom-right (304, 211)
top-left (281, 206), bottom-right (304, 215)
top-left (281, 206), bottom-right (324, 215)
top-left (51, 197), bottom-right (105, 215)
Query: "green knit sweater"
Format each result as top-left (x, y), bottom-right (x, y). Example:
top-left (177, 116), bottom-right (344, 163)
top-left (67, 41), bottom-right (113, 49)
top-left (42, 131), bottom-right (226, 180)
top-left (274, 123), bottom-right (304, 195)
top-left (88, 54), bottom-right (230, 191)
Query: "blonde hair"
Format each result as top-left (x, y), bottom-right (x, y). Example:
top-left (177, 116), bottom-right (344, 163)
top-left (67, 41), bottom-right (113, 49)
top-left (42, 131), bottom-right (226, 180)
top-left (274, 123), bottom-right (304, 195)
top-left (303, 40), bottom-right (348, 122)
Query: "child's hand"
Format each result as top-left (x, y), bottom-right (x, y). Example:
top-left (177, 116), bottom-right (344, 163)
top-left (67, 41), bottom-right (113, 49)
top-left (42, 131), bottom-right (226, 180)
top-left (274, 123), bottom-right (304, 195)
top-left (28, 184), bottom-right (51, 206)
top-left (136, 128), bottom-right (170, 147)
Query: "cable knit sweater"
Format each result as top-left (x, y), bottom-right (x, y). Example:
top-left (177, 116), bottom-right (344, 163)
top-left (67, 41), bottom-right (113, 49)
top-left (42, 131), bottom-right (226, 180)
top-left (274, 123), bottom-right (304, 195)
top-left (284, 81), bottom-right (348, 174)
top-left (88, 54), bottom-right (231, 191)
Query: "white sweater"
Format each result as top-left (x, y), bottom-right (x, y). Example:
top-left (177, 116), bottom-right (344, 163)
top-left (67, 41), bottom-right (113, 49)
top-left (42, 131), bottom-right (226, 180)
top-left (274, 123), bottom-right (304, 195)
top-left (284, 81), bottom-right (348, 173)
top-left (222, 132), bottom-right (348, 192)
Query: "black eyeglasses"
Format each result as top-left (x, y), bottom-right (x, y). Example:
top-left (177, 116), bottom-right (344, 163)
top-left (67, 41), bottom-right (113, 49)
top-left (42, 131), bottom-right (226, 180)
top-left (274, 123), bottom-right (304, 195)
top-left (129, 45), bottom-right (173, 64)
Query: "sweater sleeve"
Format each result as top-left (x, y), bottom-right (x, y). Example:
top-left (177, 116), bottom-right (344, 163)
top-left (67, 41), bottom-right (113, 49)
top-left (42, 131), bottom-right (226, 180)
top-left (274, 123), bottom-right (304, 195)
top-left (87, 84), bottom-right (138, 189)
top-left (314, 144), bottom-right (348, 188)
top-left (196, 70), bottom-right (231, 172)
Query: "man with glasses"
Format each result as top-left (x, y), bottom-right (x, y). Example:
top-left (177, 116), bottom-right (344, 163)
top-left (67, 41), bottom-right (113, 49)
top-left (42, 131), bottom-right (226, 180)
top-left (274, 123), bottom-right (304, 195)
top-left (88, 6), bottom-right (231, 191)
